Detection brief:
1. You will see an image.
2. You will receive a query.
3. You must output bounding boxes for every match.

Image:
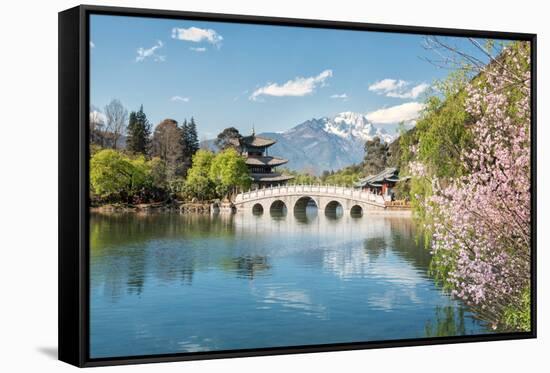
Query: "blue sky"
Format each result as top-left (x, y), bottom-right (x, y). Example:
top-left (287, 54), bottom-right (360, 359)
top-left (90, 14), bottom-right (495, 139)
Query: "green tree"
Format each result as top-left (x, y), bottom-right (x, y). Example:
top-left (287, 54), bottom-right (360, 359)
top-left (179, 118), bottom-right (200, 177)
top-left (363, 137), bottom-right (389, 175)
top-left (413, 70), bottom-right (472, 179)
top-left (282, 168), bottom-right (320, 185)
top-left (148, 157), bottom-right (168, 194)
top-left (126, 105), bottom-right (151, 155)
top-left (215, 127), bottom-right (242, 150)
top-left (185, 149), bottom-right (216, 201)
top-left (187, 117), bottom-right (200, 155)
top-left (209, 148), bottom-right (251, 198)
top-left (324, 164), bottom-right (362, 186)
top-left (90, 149), bottom-right (150, 202)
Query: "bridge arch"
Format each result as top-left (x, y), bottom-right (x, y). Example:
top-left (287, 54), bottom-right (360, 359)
top-left (233, 185), bottom-right (387, 214)
top-left (252, 203), bottom-right (264, 215)
top-left (324, 200), bottom-right (343, 218)
top-left (293, 196), bottom-right (318, 213)
top-left (269, 200), bottom-right (287, 216)
top-left (350, 204), bottom-right (363, 217)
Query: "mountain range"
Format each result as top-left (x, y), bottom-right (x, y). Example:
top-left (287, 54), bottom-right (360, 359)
top-left (204, 112), bottom-right (402, 175)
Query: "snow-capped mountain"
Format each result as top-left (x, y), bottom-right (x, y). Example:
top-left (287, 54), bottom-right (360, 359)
top-left (201, 111), bottom-right (401, 175)
top-left (262, 112), bottom-right (399, 174)
top-left (323, 111), bottom-right (396, 144)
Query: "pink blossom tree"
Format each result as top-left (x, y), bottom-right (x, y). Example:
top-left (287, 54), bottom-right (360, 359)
top-left (414, 42), bottom-right (531, 330)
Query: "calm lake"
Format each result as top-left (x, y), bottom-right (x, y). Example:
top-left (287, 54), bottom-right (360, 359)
top-left (90, 209), bottom-right (488, 358)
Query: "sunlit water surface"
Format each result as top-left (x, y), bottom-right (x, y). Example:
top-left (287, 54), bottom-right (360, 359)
top-left (90, 208), bottom-right (487, 358)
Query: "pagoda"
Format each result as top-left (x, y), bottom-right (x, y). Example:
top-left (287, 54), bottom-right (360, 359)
top-left (353, 167), bottom-right (410, 198)
top-left (230, 130), bottom-right (294, 189)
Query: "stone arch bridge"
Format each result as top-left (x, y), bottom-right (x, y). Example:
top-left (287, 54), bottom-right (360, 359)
top-left (233, 184), bottom-right (387, 216)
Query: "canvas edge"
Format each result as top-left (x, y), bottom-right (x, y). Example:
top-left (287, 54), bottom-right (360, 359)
top-left (59, 5), bottom-right (86, 368)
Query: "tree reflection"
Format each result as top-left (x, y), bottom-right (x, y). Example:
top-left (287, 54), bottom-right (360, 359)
top-left (424, 305), bottom-right (467, 337)
top-left (221, 255), bottom-right (271, 279)
top-left (363, 237), bottom-right (387, 261)
top-left (388, 219), bottom-right (431, 272)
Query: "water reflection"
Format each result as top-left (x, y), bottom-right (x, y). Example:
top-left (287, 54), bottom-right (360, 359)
top-left (293, 204), bottom-right (318, 223)
top-left (425, 306), bottom-right (467, 337)
top-left (221, 255), bottom-right (271, 279)
top-left (90, 211), bottom-right (488, 358)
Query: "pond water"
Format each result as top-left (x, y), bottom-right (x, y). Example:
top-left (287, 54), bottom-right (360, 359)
top-left (89, 208), bottom-right (488, 358)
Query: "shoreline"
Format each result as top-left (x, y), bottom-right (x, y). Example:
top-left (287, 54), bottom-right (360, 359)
top-left (90, 201), bottom-right (211, 214)
top-left (90, 202), bottom-right (412, 216)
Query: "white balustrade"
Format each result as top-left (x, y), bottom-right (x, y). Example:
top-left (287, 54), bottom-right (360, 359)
top-left (235, 184), bottom-right (385, 206)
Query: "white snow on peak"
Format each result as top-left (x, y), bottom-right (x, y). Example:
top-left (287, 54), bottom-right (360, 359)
top-left (322, 112), bottom-right (395, 143)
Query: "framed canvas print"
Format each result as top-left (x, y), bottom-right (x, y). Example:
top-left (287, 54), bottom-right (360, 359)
top-left (58, 4), bottom-right (537, 367)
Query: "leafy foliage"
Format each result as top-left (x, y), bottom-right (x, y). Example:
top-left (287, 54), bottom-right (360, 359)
top-left (179, 118), bottom-right (200, 177)
top-left (90, 149), bottom-right (151, 202)
top-left (283, 163), bottom-right (363, 187)
top-left (363, 137), bottom-right (389, 175)
top-left (323, 164), bottom-right (363, 186)
top-left (209, 148), bottom-right (251, 198)
top-left (215, 127), bottom-right (242, 150)
top-left (184, 149), bottom-right (216, 201)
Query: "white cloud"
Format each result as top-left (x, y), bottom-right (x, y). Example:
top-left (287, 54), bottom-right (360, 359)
top-left (369, 79), bottom-right (429, 99)
top-left (250, 69), bottom-right (333, 101)
top-left (189, 47), bottom-right (206, 52)
top-left (366, 102), bottom-right (425, 124)
top-left (172, 27), bottom-right (223, 47)
top-left (369, 79), bottom-right (407, 93)
top-left (330, 93), bottom-right (348, 99)
top-left (387, 83), bottom-right (429, 99)
top-left (136, 40), bottom-right (165, 62)
top-left (90, 41), bottom-right (95, 48)
top-left (171, 96), bottom-right (190, 103)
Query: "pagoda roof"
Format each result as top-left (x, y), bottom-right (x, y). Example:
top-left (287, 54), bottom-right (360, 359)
top-left (354, 167), bottom-right (401, 188)
top-left (236, 135), bottom-right (276, 148)
top-left (245, 156), bottom-right (288, 167)
top-left (250, 173), bottom-right (294, 182)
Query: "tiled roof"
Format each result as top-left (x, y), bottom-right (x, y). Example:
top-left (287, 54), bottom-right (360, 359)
top-left (245, 156), bottom-right (288, 166)
top-left (240, 135), bottom-right (276, 147)
top-left (250, 173), bottom-right (294, 182)
top-left (354, 167), bottom-right (400, 188)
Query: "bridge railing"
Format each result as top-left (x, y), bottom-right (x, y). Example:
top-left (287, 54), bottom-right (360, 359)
top-left (234, 184), bottom-right (386, 205)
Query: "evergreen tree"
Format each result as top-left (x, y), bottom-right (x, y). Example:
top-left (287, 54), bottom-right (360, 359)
top-left (178, 119), bottom-right (190, 177)
top-left (126, 105), bottom-right (151, 155)
top-left (187, 117), bottom-right (199, 155)
top-left (179, 117), bottom-right (200, 177)
top-left (127, 110), bottom-right (138, 149)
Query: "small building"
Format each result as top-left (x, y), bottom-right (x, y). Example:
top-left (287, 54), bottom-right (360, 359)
top-left (354, 167), bottom-right (408, 199)
top-left (230, 131), bottom-right (294, 189)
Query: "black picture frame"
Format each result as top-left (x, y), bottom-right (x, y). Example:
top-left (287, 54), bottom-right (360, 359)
top-left (58, 4), bottom-right (537, 367)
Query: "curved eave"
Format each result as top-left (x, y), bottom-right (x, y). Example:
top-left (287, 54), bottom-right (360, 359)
top-left (250, 174), bottom-right (295, 182)
top-left (245, 157), bottom-right (289, 167)
top-left (242, 135), bottom-right (277, 147)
